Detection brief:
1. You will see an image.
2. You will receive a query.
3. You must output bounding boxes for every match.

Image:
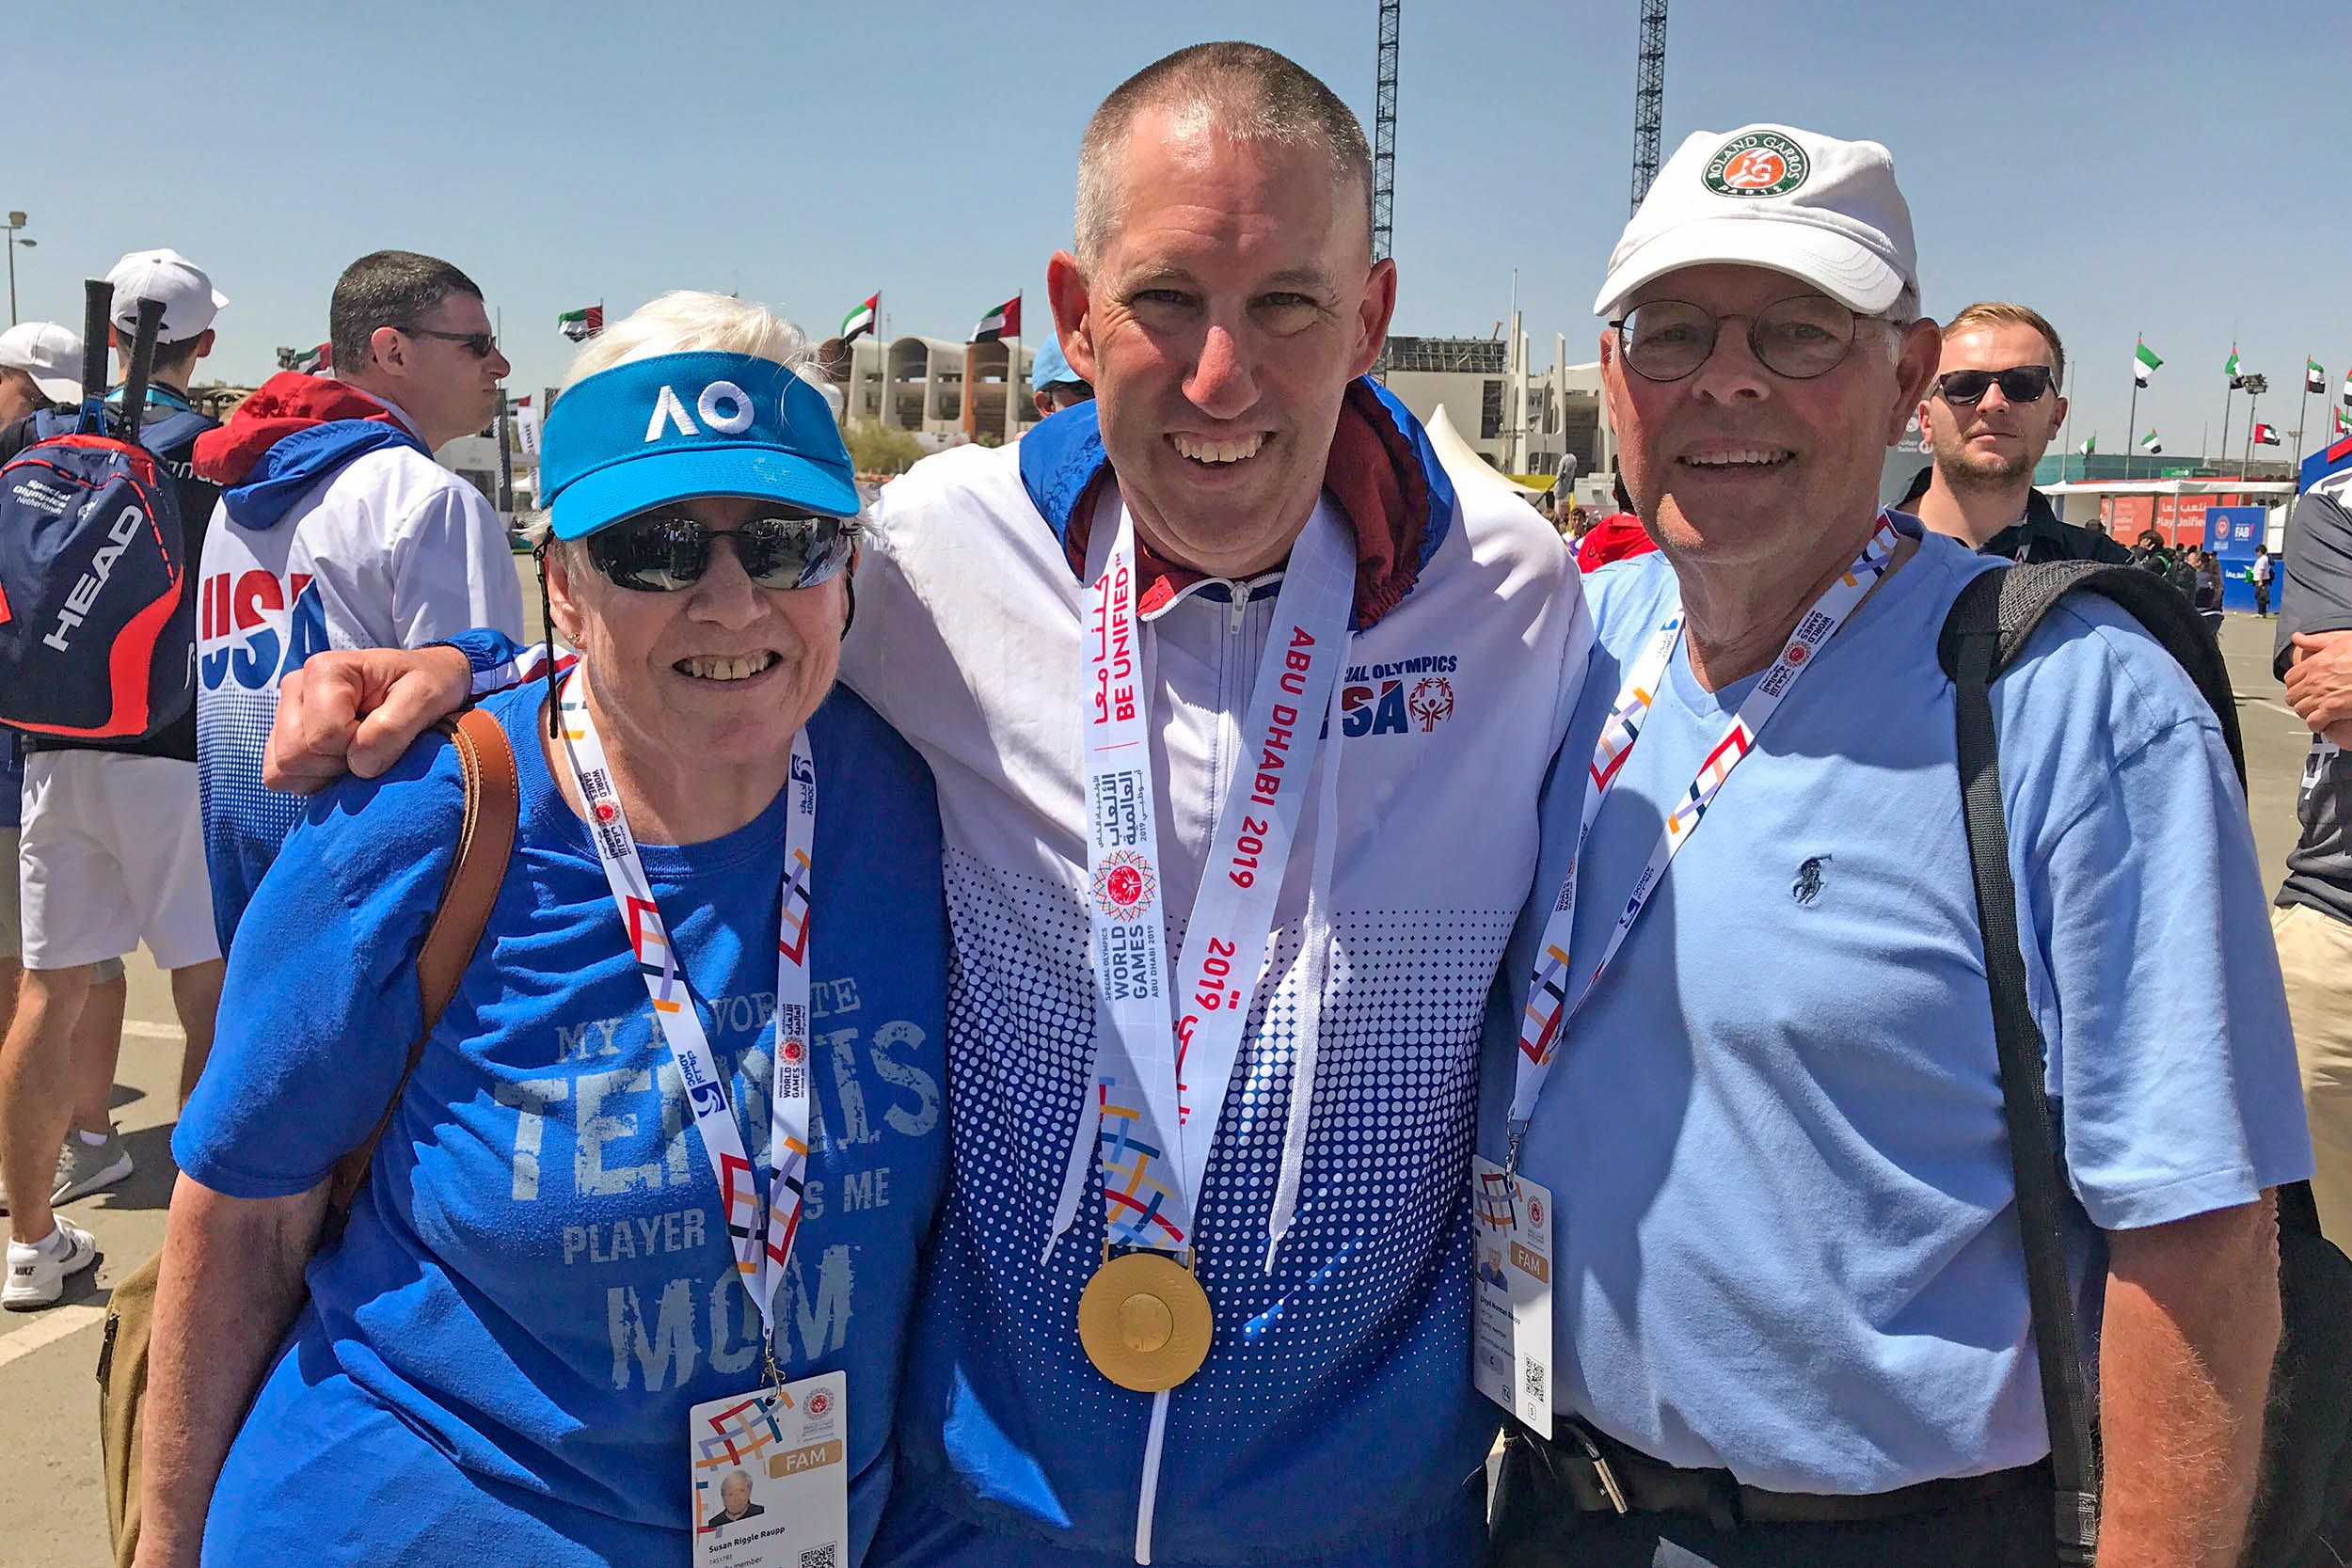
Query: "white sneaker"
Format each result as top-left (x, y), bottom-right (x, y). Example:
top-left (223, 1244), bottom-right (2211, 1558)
top-left (52, 1131), bottom-right (134, 1206)
top-left (4, 1218), bottom-right (100, 1310)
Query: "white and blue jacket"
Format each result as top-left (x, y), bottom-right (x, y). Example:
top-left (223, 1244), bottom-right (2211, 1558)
top-left (849, 385), bottom-right (1591, 1566)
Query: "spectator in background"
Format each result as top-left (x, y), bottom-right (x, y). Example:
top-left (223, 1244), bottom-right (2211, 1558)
top-left (2, 250), bottom-right (231, 1309)
top-left (1575, 467), bottom-right (1659, 573)
top-left (1907, 302), bottom-right (2128, 564)
top-left (0, 322), bottom-right (81, 425)
top-left (2254, 543), bottom-right (2275, 617)
top-left (192, 249), bottom-right (525, 956)
top-left (2276, 469), bottom-right (2352, 1244)
top-left (1028, 330), bottom-right (1093, 418)
top-left (2195, 546), bottom-right (2225, 635)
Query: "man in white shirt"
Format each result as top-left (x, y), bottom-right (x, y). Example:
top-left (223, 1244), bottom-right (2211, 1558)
top-left (192, 248), bottom-right (524, 951)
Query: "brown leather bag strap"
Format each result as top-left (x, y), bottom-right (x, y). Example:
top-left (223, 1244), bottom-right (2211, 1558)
top-left (326, 706), bottom-right (519, 1213)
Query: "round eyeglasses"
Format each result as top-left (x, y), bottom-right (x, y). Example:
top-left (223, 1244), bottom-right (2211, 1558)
top-left (1612, 296), bottom-right (1890, 383)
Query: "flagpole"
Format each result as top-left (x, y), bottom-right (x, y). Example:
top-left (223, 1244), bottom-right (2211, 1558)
top-left (2126, 334), bottom-right (2141, 481)
top-left (2220, 383), bottom-right (2233, 471)
top-left (2059, 359), bottom-right (2074, 481)
top-left (2296, 356), bottom-right (2313, 470)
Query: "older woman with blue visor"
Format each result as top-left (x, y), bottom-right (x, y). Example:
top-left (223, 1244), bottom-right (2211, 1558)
top-left (142, 292), bottom-right (948, 1568)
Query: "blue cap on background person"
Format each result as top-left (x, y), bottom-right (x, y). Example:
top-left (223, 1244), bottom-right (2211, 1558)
top-left (539, 351), bottom-right (859, 540)
top-left (1031, 332), bottom-right (1085, 393)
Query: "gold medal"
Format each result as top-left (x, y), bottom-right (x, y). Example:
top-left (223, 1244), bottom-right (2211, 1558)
top-left (1078, 1249), bottom-right (1215, 1392)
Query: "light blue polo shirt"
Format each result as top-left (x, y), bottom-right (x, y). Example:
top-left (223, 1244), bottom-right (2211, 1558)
top-left (1481, 518), bottom-right (2312, 1495)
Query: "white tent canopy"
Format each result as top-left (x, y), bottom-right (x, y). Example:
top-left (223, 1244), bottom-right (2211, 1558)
top-left (1425, 404), bottom-right (1545, 499)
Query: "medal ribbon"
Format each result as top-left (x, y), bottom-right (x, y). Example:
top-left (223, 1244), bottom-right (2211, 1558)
top-left (1054, 494), bottom-right (1356, 1259)
top-left (558, 671), bottom-right (816, 1340)
top-left (1508, 515), bottom-right (1900, 1145)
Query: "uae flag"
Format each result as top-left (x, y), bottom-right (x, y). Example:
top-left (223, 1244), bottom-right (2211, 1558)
top-left (2309, 357), bottom-right (2328, 394)
top-left (2342, 373), bottom-right (2351, 407)
top-left (2140, 430), bottom-right (2163, 453)
top-left (2336, 405), bottom-right (2352, 437)
top-left (558, 306), bottom-right (605, 341)
top-left (969, 294), bottom-right (1021, 343)
top-left (2253, 421), bottom-right (2282, 446)
top-left (841, 293), bottom-right (879, 344)
top-left (2225, 346), bottom-right (2242, 384)
top-left (277, 341), bottom-right (330, 375)
top-left (2078, 435), bottom-right (2096, 456)
top-left (2133, 341), bottom-right (2162, 386)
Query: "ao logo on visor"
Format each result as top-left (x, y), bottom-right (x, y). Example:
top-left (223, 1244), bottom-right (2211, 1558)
top-left (1703, 132), bottom-right (1809, 198)
top-left (644, 379), bottom-right (767, 442)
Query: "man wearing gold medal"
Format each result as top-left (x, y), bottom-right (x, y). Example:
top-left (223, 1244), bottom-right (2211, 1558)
top-left (262, 42), bottom-right (1592, 1568)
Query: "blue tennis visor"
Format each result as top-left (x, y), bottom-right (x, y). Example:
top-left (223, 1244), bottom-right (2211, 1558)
top-left (541, 350), bottom-right (860, 541)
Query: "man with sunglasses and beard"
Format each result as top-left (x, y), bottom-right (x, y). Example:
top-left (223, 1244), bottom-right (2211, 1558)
top-left (1905, 302), bottom-right (2127, 565)
top-left (191, 249), bottom-right (525, 954)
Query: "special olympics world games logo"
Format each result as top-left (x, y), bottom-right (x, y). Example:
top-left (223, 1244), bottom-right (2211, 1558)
top-left (1091, 847), bottom-right (1156, 921)
top-left (1408, 675), bottom-right (1455, 733)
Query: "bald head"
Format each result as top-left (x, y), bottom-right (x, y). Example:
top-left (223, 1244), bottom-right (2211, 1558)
top-left (1074, 41), bottom-right (1373, 268)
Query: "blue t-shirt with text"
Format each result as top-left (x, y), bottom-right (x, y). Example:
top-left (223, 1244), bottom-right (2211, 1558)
top-left (1480, 521), bottom-right (2312, 1494)
top-left (175, 678), bottom-right (948, 1565)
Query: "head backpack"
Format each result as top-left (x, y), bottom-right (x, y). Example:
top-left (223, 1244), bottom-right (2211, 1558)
top-left (0, 280), bottom-right (207, 738)
top-left (1940, 562), bottom-right (2352, 1566)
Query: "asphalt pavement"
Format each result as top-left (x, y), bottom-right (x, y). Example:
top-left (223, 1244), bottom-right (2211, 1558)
top-left (0, 594), bottom-right (2319, 1566)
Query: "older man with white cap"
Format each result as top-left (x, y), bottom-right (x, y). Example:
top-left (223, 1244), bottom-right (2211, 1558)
top-left (1479, 125), bottom-right (2310, 1567)
top-left (0, 321), bottom-right (80, 425)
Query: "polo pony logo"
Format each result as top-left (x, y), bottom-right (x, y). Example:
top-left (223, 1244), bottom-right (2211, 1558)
top-left (1792, 854), bottom-right (1832, 906)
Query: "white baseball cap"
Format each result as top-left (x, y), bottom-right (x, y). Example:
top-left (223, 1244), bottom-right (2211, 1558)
top-left (103, 247), bottom-right (228, 341)
top-left (1594, 124), bottom-right (1918, 320)
top-left (0, 321), bottom-right (85, 403)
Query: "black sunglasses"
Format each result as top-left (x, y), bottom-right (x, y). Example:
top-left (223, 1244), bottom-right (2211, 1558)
top-left (405, 327), bottom-right (501, 359)
top-left (584, 510), bottom-right (858, 594)
top-left (1932, 366), bottom-right (2054, 406)
top-left (1612, 295), bottom-right (1886, 382)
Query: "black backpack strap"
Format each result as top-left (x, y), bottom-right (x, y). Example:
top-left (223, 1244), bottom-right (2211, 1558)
top-left (1938, 561), bottom-right (2246, 790)
top-left (1942, 567), bottom-right (2104, 1564)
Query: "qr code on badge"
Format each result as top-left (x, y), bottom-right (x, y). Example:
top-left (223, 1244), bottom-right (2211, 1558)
top-left (799, 1547), bottom-right (839, 1568)
top-left (1522, 1355), bottom-right (1548, 1406)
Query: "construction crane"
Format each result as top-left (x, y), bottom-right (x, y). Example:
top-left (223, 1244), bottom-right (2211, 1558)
top-left (1630, 0), bottom-right (1668, 213)
top-left (1372, 0), bottom-right (1400, 262)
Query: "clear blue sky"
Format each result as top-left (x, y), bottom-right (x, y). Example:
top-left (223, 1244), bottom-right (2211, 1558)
top-left (7, 0), bottom-right (2339, 458)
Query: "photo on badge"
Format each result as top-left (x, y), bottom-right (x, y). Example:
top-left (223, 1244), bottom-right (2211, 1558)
top-left (688, 1371), bottom-right (849, 1567)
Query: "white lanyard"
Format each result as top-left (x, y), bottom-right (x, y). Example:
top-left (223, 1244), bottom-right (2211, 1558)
top-left (558, 671), bottom-right (816, 1342)
top-left (1050, 494), bottom-right (1357, 1259)
top-left (1507, 515), bottom-right (1901, 1153)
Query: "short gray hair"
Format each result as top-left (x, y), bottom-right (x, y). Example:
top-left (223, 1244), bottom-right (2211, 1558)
top-left (1073, 42), bottom-right (1372, 267)
top-left (529, 291), bottom-right (840, 547)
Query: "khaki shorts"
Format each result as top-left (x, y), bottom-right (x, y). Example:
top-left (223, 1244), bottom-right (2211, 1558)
top-left (2273, 901), bottom-right (2352, 1247)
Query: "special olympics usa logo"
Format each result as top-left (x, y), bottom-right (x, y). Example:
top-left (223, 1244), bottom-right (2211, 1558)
top-left (1091, 848), bottom-right (1157, 921)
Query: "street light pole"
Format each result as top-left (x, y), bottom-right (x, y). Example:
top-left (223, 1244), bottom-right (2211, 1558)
top-left (2, 213), bottom-right (29, 326)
